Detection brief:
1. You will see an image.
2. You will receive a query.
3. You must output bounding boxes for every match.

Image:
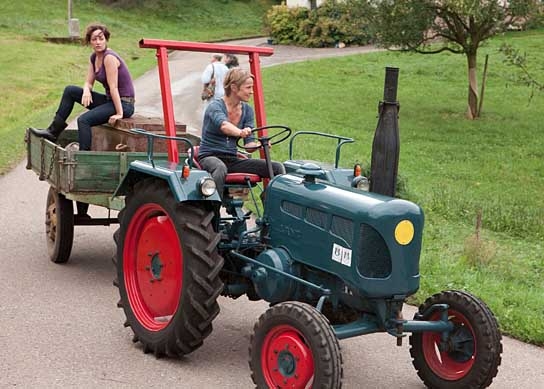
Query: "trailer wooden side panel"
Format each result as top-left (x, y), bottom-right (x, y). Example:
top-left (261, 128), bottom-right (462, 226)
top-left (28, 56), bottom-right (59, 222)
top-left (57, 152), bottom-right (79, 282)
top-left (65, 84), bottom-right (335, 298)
top-left (25, 123), bottom-right (197, 206)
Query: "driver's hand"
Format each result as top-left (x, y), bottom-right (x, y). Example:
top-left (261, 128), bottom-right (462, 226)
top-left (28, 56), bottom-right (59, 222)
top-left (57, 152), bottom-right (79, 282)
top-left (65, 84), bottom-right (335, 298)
top-left (244, 141), bottom-right (260, 153)
top-left (239, 127), bottom-right (252, 138)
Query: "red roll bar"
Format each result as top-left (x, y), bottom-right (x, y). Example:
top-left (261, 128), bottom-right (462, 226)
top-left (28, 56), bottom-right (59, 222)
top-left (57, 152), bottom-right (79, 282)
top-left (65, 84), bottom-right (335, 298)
top-left (139, 39), bottom-right (274, 164)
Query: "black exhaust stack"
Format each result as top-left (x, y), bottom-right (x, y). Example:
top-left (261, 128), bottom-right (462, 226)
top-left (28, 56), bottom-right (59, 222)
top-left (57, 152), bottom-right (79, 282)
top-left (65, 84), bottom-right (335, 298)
top-left (370, 67), bottom-right (400, 197)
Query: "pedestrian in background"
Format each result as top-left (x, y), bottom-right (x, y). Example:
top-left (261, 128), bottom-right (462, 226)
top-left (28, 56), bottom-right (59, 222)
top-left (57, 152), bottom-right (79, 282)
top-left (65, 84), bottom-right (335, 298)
top-left (201, 53), bottom-right (229, 101)
top-left (224, 53), bottom-right (239, 69)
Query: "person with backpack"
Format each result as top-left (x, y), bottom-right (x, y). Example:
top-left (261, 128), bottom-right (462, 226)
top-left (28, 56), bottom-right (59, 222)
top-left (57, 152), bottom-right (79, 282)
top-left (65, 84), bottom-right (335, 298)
top-left (200, 53), bottom-right (229, 101)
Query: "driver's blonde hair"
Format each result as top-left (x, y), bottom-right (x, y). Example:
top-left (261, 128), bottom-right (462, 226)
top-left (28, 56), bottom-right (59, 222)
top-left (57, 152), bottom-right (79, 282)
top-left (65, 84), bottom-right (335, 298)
top-left (224, 68), bottom-right (254, 97)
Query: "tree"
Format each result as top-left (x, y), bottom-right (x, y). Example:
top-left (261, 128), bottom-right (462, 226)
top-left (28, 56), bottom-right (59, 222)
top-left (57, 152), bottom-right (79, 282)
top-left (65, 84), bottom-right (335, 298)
top-left (500, 42), bottom-right (544, 102)
top-left (372, 0), bottom-right (539, 119)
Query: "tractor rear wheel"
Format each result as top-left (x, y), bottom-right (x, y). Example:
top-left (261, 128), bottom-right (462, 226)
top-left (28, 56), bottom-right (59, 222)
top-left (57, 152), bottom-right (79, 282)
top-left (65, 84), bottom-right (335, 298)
top-left (115, 178), bottom-right (223, 357)
top-left (409, 290), bottom-right (502, 388)
top-left (249, 301), bottom-right (343, 388)
top-left (45, 186), bottom-right (74, 263)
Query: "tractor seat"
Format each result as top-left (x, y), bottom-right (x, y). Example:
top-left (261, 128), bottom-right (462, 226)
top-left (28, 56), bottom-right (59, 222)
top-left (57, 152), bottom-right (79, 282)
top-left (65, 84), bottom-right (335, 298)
top-left (189, 146), bottom-right (262, 185)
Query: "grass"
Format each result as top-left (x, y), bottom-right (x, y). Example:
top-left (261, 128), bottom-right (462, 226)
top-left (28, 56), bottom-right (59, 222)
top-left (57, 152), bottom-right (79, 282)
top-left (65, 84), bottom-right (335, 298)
top-left (1, 1), bottom-right (542, 345)
top-left (261, 29), bottom-right (544, 345)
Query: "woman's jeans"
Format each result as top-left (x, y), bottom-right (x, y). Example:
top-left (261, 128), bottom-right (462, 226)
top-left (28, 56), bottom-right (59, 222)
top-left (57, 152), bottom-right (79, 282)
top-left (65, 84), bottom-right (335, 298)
top-left (56, 85), bottom-right (135, 150)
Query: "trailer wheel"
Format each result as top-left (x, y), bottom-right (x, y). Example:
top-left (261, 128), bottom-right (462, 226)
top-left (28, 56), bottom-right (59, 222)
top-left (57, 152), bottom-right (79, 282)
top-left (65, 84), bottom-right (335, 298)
top-left (409, 290), bottom-right (502, 388)
top-left (45, 186), bottom-right (74, 263)
top-left (115, 178), bottom-right (223, 357)
top-left (249, 301), bottom-right (343, 388)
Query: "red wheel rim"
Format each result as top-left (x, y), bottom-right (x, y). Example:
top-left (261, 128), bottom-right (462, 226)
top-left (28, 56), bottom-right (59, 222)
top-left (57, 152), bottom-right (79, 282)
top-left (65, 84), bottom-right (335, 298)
top-left (422, 309), bottom-right (476, 380)
top-left (123, 203), bottom-right (183, 331)
top-left (261, 325), bottom-right (314, 388)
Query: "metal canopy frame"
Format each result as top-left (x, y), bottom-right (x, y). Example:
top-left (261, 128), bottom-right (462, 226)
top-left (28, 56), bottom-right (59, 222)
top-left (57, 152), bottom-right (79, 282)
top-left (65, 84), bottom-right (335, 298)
top-left (139, 39), bottom-right (274, 164)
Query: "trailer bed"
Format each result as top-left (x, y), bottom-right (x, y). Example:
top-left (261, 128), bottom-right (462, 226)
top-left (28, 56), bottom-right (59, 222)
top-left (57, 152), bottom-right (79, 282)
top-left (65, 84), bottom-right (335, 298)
top-left (25, 117), bottom-right (198, 210)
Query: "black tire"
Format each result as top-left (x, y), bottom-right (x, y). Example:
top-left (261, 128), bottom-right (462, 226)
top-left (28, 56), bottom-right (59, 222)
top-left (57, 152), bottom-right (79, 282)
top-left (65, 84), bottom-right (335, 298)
top-left (249, 301), bottom-right (343, 388)
top-left (45, 186), bottom-right (74, 263)
top-left (409, 290), bottom-right (502, 388)
top-left (115, 178), bottom-right (223, 357)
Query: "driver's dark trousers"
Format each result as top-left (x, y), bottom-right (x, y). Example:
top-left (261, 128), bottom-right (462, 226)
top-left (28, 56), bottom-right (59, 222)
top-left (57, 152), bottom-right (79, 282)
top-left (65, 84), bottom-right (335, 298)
top-left (199, 154), bottom-right (285, 200)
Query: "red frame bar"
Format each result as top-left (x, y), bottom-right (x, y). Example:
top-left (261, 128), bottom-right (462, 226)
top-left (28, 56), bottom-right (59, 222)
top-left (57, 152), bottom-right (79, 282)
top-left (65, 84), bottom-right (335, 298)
top-left (155, 46), bottom-right (178, 162)
top-left (139, 39), bottom-right (274, 164)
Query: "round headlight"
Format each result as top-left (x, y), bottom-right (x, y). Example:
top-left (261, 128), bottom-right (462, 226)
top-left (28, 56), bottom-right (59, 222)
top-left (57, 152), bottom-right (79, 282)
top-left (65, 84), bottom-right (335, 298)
top-left (395, 220), bottom-right (414, 245)
top-left (352, 176), bottom-right (369, 191)
top-left (199, 177), bottom-right (216, 197)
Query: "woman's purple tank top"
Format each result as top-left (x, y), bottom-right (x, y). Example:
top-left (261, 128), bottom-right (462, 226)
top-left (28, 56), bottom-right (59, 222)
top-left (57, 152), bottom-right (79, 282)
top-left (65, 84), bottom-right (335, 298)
top-left (91, 49), bottom-right (135, 98)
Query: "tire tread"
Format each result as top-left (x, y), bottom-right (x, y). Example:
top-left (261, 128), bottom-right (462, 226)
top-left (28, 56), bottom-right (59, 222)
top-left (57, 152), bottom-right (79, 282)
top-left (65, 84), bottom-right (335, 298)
top-left (114, 178), bottom-right (223, 357)
top-left (409, 290), bottom-right (502, 388)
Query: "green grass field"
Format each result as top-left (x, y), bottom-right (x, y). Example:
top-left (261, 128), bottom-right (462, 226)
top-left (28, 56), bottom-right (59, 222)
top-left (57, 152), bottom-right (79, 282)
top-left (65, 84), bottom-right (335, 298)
top-left (1, 1), bottom-right (542, 345)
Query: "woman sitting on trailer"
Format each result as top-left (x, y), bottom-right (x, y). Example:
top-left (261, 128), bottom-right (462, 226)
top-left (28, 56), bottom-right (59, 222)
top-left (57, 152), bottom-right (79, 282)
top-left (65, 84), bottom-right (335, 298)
top-left (29, 23), bottom-right (135, 151)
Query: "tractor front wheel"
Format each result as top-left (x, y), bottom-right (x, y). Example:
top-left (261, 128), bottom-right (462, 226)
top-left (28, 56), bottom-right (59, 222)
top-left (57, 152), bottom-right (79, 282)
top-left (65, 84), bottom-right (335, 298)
top-left (409, 290), bottom-right (502, 388)
top-left (45, 186), bottom-right (74, 263)
top-left (115, 178), bottom-right (223, 357)
top-left (249, 301), bottom-right (343, 388)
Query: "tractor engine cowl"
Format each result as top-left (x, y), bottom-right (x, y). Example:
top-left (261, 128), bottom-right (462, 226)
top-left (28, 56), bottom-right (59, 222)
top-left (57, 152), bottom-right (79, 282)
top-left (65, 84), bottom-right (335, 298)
top-left (264, 173), bottom-right (424, 299)
top-left (249, 248), bottom-right (299, 304)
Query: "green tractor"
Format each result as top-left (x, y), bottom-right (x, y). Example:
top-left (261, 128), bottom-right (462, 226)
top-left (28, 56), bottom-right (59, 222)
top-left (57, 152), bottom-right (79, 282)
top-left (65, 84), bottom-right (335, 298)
top-left (111, 39), bottom-right (502, 388)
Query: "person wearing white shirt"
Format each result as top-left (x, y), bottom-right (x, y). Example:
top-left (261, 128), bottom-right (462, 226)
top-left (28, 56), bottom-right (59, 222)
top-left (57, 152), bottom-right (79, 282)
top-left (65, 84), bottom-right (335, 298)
top-left (201, 54), bottom-right (229, 99)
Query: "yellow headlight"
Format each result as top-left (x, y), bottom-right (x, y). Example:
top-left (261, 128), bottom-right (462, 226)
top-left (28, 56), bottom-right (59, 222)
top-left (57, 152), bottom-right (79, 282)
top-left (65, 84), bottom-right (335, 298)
top-left (395, 220), bottom-right (414, 245)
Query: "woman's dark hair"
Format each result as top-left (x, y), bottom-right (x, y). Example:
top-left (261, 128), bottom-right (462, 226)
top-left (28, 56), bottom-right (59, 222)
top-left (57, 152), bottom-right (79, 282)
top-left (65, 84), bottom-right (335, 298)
top-left (225, 53), bottom-right (239, 69)
top-left (84, 23), bottom-right (111, 45)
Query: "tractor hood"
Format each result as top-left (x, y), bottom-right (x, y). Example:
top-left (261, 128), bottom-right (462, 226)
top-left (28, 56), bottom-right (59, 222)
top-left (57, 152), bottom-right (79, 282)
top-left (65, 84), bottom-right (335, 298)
top-left (264, 174), bottom-right (424, 298)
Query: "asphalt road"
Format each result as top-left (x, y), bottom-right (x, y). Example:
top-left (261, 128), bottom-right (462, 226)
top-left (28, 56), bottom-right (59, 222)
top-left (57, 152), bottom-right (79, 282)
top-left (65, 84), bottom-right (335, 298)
top-left (1, 38), bottom-right (543, 388)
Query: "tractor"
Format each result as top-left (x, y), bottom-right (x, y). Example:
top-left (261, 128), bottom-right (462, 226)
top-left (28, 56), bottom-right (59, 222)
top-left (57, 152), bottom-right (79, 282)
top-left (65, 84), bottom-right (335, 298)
top-left (27, 38), bottom-right (502, 388)
top-left (111, 40), bottom-right (502, 388)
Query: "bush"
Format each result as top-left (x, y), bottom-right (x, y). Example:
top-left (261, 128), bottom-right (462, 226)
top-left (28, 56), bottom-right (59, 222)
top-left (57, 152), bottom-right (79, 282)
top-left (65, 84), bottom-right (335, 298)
top-left (265, 0), bottom-right (375, 47)
top-left (264, 4), bottom-right (310, 44)
top-left (524, 5), bottom-right (544, 29)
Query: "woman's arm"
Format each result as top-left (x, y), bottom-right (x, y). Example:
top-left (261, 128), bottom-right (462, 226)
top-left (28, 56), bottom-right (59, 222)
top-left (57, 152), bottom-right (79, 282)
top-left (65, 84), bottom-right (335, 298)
top-left (219, 121), bottom-right (252, 138)
top-left (104, 54), bottom-right (123, 124)
top-left (207, 101), bottom-right (251, 138)
top-left (240, 104), bottom-right (259, 151)
top-left (82, 63), bottom-right (95, 107)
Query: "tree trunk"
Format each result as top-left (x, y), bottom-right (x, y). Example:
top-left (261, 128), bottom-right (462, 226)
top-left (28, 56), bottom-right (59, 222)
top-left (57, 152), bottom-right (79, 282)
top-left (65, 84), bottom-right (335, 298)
top-left (466, 52), bottom-right (479, 119)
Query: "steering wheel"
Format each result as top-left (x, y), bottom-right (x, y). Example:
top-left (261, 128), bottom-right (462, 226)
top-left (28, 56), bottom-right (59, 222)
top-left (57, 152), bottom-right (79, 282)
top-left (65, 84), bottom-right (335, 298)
top-left (236, 125), bottom-right (292, 150)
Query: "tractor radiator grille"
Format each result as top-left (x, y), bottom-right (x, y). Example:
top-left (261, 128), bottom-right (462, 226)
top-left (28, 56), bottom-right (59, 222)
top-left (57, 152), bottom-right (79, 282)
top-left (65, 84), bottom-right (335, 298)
top-left (331, 215), bottom-right (354, 243)
top-left (281, 200), bottom-right (304, 219)
top-left (306, 207), bottom-right (327, 229)
top-left (357, 224), bottom-right (391, 278)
